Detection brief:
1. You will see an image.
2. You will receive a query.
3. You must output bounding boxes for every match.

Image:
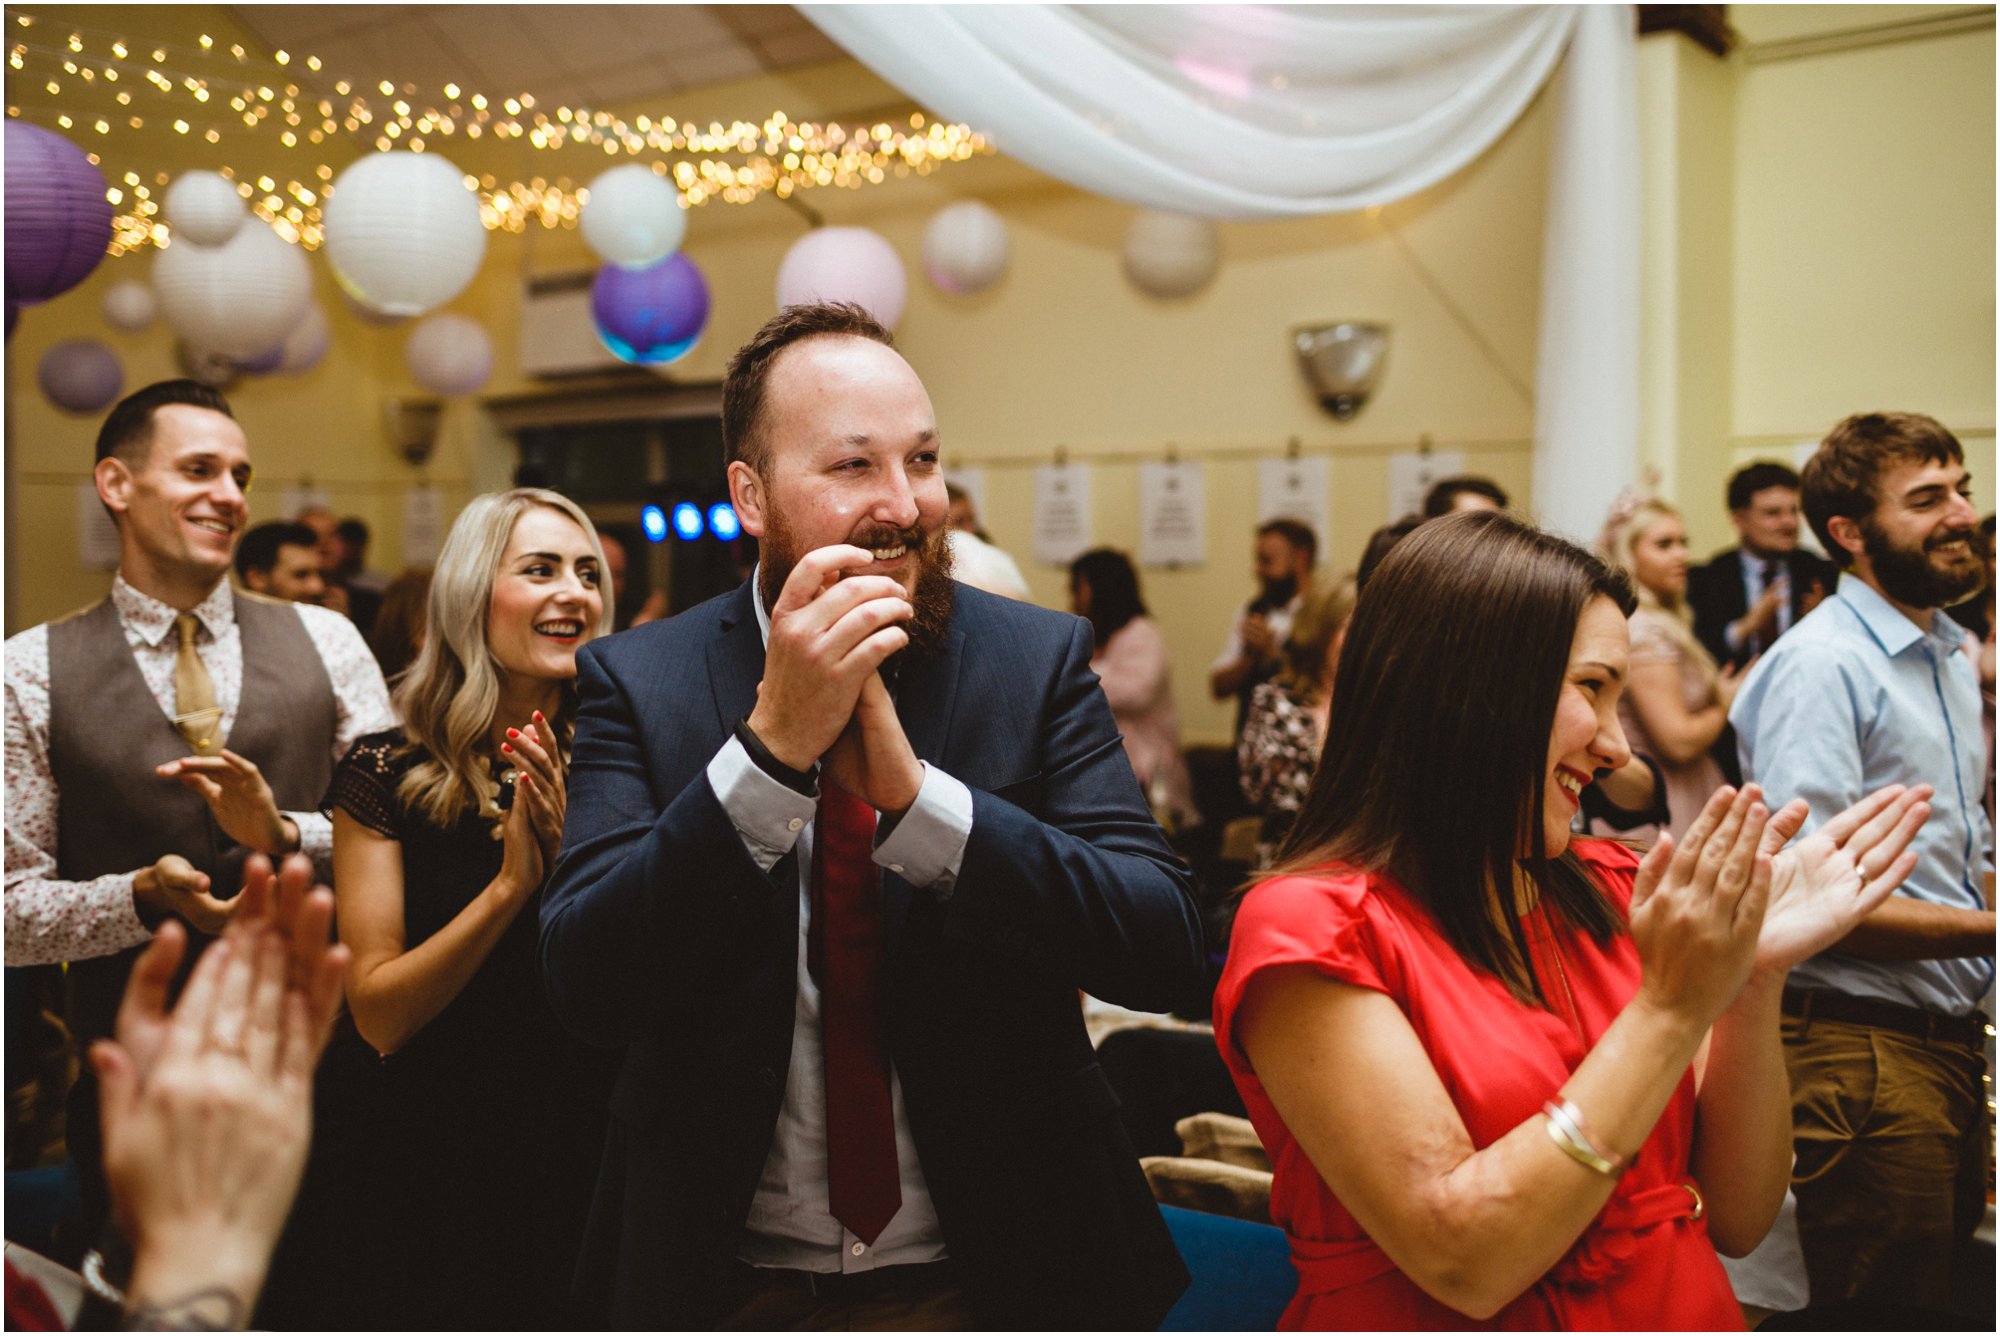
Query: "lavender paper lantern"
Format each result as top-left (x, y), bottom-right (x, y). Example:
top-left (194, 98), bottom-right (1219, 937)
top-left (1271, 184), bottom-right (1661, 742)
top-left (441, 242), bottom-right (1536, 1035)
top-left (164, 171), bottom-right (248, 248)
top-left (38, 339), bottom-right (124, 414)
top-left (775, 227), bottom-right (906, 329)
top-left (5, 122), bottom-right (115, 306)
top-left (405, 313), bottom-right (493, 397)
top-left (591, 254), bottom-right (710, 366)
top-left (152, 219), bottom-right (312, 359)
top-left (323, 151), bottom-right (487, 317)
top-left (102, 280), bottom-right (157, 332)
top-left (923, 201), bottom-right (1009, 296)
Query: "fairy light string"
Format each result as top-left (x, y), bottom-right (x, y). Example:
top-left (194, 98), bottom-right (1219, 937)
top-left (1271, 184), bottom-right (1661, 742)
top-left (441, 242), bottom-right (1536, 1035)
top-left (5, 11), bottom-right (992, 255)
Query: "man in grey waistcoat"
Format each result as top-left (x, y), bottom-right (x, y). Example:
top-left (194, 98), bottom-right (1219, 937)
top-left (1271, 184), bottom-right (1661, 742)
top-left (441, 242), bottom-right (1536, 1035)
top-left (4, 379), bottom-right (393, 1241)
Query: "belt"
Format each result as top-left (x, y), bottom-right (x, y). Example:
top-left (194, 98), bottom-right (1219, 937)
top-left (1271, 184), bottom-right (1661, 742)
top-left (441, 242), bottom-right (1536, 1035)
top-left (1782, 986), bottom-right (1988, 1047)
top-left (734, 1258), bottom-right (955, 1301)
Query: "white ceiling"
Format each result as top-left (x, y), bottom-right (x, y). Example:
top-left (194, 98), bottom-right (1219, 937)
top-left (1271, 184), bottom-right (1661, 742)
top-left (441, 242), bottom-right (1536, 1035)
top-left (223, 4), bottom-right (851, 109)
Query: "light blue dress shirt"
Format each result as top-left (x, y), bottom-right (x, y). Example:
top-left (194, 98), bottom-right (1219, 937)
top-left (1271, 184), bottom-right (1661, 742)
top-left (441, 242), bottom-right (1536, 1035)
top-left (1731, 573), bottom-right (1994, 1015)
top-left (708, 573), bottom-right (973, 1275)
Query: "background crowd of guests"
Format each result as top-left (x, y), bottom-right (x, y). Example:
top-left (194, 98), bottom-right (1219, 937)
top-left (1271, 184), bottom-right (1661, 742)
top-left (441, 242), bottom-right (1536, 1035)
top-left (3, 344), bottom-right (1992, 1332)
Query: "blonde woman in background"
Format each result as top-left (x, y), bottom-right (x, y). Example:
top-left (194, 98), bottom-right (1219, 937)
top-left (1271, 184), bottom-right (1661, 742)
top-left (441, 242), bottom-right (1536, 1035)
top-left (278, 489), bottom-right (618, 1329)
top-left (1237, 578), bottom-right (1358, 867)
top-left (1600, 496), bottom-right (1744, 838)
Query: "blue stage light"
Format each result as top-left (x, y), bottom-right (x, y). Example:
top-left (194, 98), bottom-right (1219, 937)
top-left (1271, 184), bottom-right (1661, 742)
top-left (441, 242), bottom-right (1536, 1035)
top-left (671, 501), bottom-right (705, 541)
top-left (706, 502), bottom-right (741, 542)
top-left (640, 504), bottom-right (668, 543)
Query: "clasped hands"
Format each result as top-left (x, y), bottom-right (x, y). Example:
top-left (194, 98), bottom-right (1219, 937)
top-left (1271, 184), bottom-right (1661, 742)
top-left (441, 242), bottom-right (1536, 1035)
top-left (496, 710), bottom-right (567, 897)
top-left (1629, 781), bottom-right (1931, 1028)
top-left (749, 544), bottom-right (922, 816)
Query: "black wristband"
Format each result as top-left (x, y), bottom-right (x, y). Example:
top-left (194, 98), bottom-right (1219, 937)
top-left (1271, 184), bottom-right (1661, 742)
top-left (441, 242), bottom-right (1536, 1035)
top-left (735, 717), bottom-right (818, 796)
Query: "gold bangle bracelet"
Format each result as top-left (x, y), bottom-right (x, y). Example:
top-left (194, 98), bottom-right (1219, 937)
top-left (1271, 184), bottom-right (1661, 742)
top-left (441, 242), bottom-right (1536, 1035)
top-left (1543, 1097), bottom-right (1627, 1177)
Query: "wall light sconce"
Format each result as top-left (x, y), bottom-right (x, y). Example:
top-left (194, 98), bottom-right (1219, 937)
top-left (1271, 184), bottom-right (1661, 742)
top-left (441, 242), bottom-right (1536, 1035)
top-left (1293, 322), bottom-right (1389, 420)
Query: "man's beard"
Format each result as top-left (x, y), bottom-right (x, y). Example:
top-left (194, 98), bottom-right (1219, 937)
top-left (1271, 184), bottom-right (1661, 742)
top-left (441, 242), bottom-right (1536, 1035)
top-left (1862, 515), bottom-right (1984, 611)
top-left (1255, 573), bottom-right (1299, 611)
top-left (757, 511), bottom-right (957, 662)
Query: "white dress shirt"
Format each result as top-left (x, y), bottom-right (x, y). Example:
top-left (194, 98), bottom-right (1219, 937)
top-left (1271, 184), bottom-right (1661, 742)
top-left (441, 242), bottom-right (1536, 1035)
top-left (708, 577), bottom-right (974, 1274)
top-left (4, 575), bottom-right (394, 966)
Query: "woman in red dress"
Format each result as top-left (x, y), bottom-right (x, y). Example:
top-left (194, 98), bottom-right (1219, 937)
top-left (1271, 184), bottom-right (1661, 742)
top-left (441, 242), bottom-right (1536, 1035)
top-left (1214, 512), bottom-right (1930, 1330)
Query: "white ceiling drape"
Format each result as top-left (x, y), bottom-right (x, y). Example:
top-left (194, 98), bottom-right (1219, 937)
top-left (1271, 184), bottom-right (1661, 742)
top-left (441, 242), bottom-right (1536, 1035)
top-left (802, 3), bottom-right (1638, 539)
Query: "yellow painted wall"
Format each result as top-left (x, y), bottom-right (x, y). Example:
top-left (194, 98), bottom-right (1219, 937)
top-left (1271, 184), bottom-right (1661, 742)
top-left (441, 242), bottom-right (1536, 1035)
top-left (1726, 8), bottom-right (1995, 544)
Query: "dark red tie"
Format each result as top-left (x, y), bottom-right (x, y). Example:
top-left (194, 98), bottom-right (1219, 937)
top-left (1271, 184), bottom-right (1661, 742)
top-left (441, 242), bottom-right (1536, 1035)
top-left (809, 780), bottom-right (901, 1244)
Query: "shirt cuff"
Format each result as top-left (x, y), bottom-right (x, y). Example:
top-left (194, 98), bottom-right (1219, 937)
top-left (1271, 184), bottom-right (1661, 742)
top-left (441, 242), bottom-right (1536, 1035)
top-left (873, 763), bottom-right (972, 899)
top-left (707, 735), bottom-right (818, 873)
top-left (1723, 621), bottom-right (1747, 654)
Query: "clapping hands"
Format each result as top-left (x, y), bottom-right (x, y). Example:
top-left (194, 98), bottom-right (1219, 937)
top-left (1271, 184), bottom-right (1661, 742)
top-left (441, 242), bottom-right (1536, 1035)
top-left (1628, 783), bottom-right (1929, 1028)
top-left (91, 854), bottom-right (347, 1326)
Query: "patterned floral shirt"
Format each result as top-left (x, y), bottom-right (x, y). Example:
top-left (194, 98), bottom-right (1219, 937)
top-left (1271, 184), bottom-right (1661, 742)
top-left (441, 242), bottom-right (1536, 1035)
top-left (5, 575), bottom-right (394, 966)
top-left (1237, 680), bottom-right (1322, 868)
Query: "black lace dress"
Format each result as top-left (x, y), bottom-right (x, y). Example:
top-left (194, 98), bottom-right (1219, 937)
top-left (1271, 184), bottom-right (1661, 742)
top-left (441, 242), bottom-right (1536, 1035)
top-left (269, 729), bottom-right (616, 1330)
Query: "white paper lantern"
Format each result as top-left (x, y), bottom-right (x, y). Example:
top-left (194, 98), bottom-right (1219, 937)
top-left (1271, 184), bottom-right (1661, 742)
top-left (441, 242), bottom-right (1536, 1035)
top-left (776, 227), bottom-right (907, 329)
top-left (323, 151), bottom-right (487, 318)
top-left (1121, 210), bottom-right (1220, 300)
top-left (152, 219), bottom-right (312, 359)
top-left (38, 339), bottom-right (123, 413)
top-left (581, 164), bottom-right (687, 270)
top-left (101, 280), bottom-right (156, 331)
top-left (405, 313), bottom-right (492, 397)
top-left (280, 302), bottom-right (331, 374)
top-left (923, 201), bottom-right (1010, 296)
top-left (164, 170), bottom-right (247, 248)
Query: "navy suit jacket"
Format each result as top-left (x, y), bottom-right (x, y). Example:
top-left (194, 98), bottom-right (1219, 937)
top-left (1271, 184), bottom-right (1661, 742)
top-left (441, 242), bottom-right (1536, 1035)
top-left (1687, 546), bottom-right (1838, 669)
top-left (540, 580), bottom-right (1202, 1329)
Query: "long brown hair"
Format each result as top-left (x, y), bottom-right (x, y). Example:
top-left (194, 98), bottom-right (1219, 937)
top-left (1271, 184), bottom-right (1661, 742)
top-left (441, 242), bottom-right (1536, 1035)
top-left (1264, 511), bottom-right (1637, 1004)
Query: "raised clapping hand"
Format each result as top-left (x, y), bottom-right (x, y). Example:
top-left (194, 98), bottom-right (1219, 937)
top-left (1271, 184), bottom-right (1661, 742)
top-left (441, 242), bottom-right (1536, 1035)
top-left (155, 749), bottom-right (294, 855)
top-left (502, 709), bottom-right (568, 870)
top-left (1629, 785), bottom-right (1776, 1028)
top-left (1628, 783), bottom-right (1928, 1027)
top-left (748, 545), bottom-right (913, 776)
top-left (1752, 783), bottom-right (1929, 973)
top-left (92, 854), bottom-right (348, 1328)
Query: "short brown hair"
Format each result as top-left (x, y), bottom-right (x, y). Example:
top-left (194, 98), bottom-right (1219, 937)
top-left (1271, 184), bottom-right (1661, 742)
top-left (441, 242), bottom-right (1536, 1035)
top-left (1803, 412), bottom-right (1963, 566)
top-left (721, 302), bottom-right (895, 475)
top-left (1257, 517), bottom-right (1317, 565)
top-left (95, 379), bottom-right (234, 467)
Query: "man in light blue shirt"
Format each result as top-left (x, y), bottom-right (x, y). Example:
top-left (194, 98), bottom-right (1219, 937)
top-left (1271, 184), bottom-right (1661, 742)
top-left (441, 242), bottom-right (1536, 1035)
top-left (1731, 411), bottom-right (1993, 1310)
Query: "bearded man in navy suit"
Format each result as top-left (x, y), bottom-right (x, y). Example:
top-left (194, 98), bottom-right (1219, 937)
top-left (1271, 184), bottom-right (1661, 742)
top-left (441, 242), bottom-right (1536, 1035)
top-left (541, 303), bottom-right (1201, 1330)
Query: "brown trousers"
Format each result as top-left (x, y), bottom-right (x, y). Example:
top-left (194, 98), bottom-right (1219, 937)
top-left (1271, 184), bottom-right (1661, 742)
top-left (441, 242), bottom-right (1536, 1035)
top-left (1783, 1010), bottom-right (1987, 1307)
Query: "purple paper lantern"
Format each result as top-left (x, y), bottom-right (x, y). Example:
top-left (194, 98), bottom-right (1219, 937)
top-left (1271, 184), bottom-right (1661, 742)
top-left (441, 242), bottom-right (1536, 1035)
top-left (236, 342), bottom-right (286, 375)
top-left (591, 253), bottom-right (710, 365)
top-left (38, 339), bottom-right (124, 414)
top-left (5, 122), bottom-right (114, 306)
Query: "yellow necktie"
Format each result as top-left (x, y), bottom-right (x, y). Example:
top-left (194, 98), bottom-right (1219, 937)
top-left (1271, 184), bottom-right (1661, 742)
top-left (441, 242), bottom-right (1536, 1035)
top-left (172, 613), bottom-right (223, 756)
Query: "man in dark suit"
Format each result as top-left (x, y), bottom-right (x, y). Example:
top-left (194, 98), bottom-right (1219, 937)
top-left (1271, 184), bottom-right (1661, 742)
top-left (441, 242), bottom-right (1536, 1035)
top-left (540, 303), bottom-right (1203, 1330)
top-left (1688, 461), bottom-right (1838, 670)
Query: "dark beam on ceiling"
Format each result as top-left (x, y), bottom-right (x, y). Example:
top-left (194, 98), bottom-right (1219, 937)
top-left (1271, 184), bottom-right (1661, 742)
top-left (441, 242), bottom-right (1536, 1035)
top-left (1638, 5), bottom-right (1736, 58)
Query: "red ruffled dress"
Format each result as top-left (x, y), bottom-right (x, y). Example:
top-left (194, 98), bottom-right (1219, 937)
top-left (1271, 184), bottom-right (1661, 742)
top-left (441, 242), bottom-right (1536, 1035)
top-left (1214, 839), bottom-right (1742, 1330)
